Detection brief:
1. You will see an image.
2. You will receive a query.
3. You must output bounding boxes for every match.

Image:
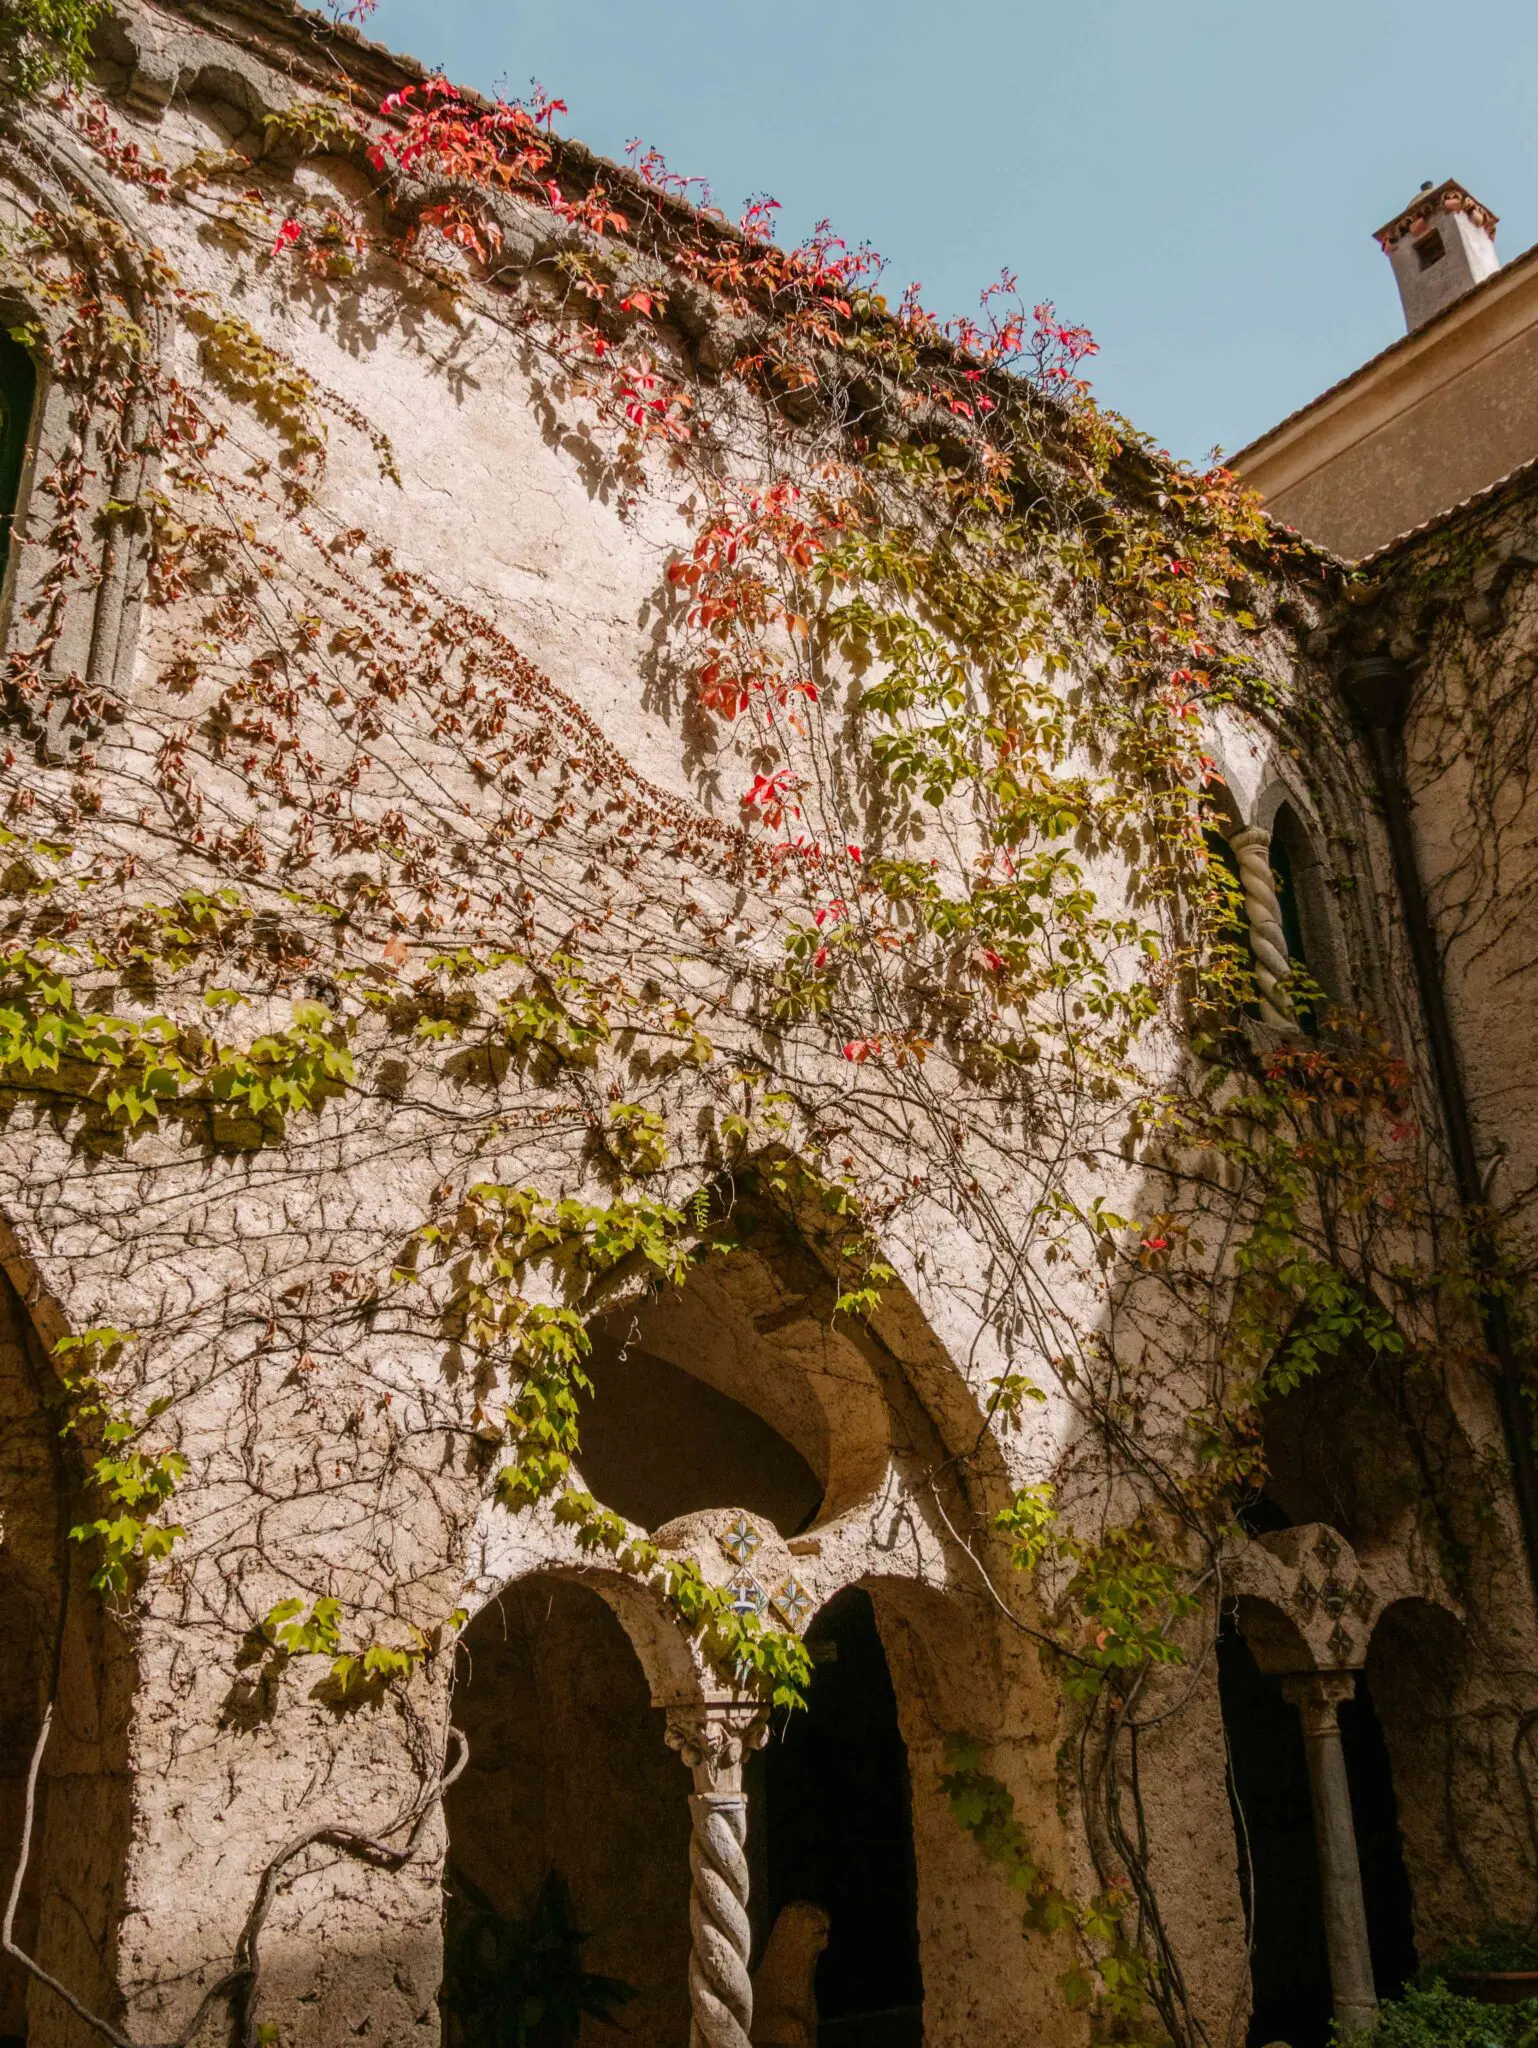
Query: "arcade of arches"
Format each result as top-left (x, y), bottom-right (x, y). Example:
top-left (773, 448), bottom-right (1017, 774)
top-left (3, 22), bottom-right (1538, 2041)
top-left (0, 1211), bottom-right (1524, 2048)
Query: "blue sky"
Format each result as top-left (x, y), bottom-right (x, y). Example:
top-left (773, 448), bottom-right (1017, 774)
top-left (362, 0), bottom-right (1538, 463)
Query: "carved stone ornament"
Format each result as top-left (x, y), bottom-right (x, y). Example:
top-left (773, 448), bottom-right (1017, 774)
top-left (1281, 1667), bottom-right (1357, 1737)
top-left (665, 1702), bottom-right (773, 2048)
top-left (686, 1789), bottom-right (754, 2048)
top-left (1228, 826), bottom-right (1294, 1027)
top-left (665, 1702), bottom-right (772, 1792)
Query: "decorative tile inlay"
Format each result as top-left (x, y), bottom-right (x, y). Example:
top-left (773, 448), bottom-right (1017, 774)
top-left (726, 1570), bottom-right (768, 1621)
top-left (719, 1515), bottom-right (763, 1566)
top-left (1326, 1620), bottom-right (1354, 1663)
top-left (770, 1575), bottom-right (813, 1630)
top-left (1293, 1573), bottom-right (1320, 1620)
top-left (1320, 1575), bottom-right (1350, 1618)
top-left (1348, 1576), bottom-right (1375, 1621)
top-left (1313, 1530), bottom-right (1342, 1570)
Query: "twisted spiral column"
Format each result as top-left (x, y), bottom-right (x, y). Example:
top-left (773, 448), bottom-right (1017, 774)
top-left (687, 1792), bottom-right (753, 2048)
top-left (1229, 826), bottom-right (1293, 1027)
top-left (666, 1703), bottom-right (770, 2048)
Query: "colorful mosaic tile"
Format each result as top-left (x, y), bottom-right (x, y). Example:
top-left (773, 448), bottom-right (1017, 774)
top-left (770, 1575), bottom-right (813, 1630)
top-left (726, 1570), bottom-right (769, 1620)
top-left (719, 1515), bottom-right (763, 1566)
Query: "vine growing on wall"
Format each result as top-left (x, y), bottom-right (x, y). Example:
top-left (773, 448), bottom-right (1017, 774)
top-left (0, 28), bottom-right (1513, 2048)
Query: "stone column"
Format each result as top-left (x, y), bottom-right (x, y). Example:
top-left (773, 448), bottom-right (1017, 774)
top-left (1229, 825), bottom-right (1294, 1028)
top-left (666, 1702), bottom-right (770, 2048)
top-left (1282, 1672), bottom-right (1377, 2032)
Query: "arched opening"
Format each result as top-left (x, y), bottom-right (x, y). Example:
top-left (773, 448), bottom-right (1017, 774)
top-left (0, 330), bottom-right (36, 594)
top-left (441, 1577), bottom-right (691, 2048)
top-left (576, 1331), bottom-right (823, 1536)
top-left (1365, 1599), bottom-right (1473, 1961)
top-left (1339, 1675), bottom-right (1418, 2006)
top-left (749, 1586), bottom-right (924, 2048)
top-left (575, 1230), bottom-right (903, 1536)
top-left (0, 1563), bottom-right (47, 2048)
top-left (1219, 1615), bottom-right (1331, 2048)
top-left (1267, 802), bottom-right (1341, 1029)
top-left (1244, 1341), bottom-right (1456, 1556)
top-left (1220, 1603), bottom-right (1419, 2048)
top-left (1270, 802), bottom-right (1339, 1010)
top-left (0, 1268), bottom-right (135, 2048)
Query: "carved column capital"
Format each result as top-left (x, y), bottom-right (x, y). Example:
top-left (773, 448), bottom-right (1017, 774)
top-left (665, 1701), bottom-right (768, 2048)
top-left (665, 1701), bottom-right (771, 1795)
top-left (1281, 1669), bottom-right (1357, 1737)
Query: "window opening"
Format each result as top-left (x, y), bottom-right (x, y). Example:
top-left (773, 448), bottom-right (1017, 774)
top-left (1269, 826), bottom-right (1316, 1031)
top-left (1413, 230), bottom-right (1446, 270)
top-left (0, 332), bottom-right (36, 592)
top-left (576, 1338), bottom-right (823, 1537)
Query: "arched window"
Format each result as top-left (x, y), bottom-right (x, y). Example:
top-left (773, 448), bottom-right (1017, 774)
top-left (0, 329), bottom-right (36, 592)
top-left (1269, 802), bottom-right (1342, 1032)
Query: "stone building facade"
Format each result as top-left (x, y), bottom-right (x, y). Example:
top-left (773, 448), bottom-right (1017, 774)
top-left (1235, 177), bottom-right (1538, 558)
top-left (0, 9), bottom-right (1536, 2048)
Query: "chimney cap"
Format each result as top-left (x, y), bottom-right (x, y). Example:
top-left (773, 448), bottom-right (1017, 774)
top-left (1374, 177), bottom-right (1498, 251)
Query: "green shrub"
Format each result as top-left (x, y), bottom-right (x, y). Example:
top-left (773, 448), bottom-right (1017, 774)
top-left (1340, 1983), bottom-right (1538, 2048)
top-left (1425, 1930), bottom-right (1538, 1983)
top-left (441, 1867), bottom-right (637, 2048)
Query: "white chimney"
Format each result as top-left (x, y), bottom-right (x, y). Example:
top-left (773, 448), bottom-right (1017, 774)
top-left (1375, 178), bottom-right (1500, 333)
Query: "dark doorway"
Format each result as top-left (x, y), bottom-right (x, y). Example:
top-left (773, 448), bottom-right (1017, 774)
top-left (752, 1587), bottom-right (923, 2048)
top-left (1220, 1622), bottom-right (1420, 2048)
top-left (0, 1565), bottom-right (45, 2047)
top-left (442, 1579), bottom-right (691, 2048)
top-left (1219, 1619), bottom-right (1332, 2048)
top-left (0, 332), bottom-right (34, 589)
top-left (1341, 1676), bottom-right (1419, 2004)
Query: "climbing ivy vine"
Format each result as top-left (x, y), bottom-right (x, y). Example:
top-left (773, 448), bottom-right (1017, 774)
top-left (0, 31), bottom-right (1510, 2047)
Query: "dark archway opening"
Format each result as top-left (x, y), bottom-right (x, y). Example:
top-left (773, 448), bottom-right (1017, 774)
top-left (0, 332), bottom-right (35, 591)
top-left (0, 1567), bottom-right (45, 2048)
top-left (576, 1338), bottom-right (822, 1536)
top-left (1220, 1618), bottom-right (1331, 2048)
top-left (1253, 1353), bottom-right (1428, 1555)
top-left (1341, 1679), bottom-right (1419, 2005)
top-left (442, 1579), bottom-right (691, 2048)
top-left (751, 1587), bottom-right (923, 2048)
top-left (1220, 1620), bottom-right (1419, 2048)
